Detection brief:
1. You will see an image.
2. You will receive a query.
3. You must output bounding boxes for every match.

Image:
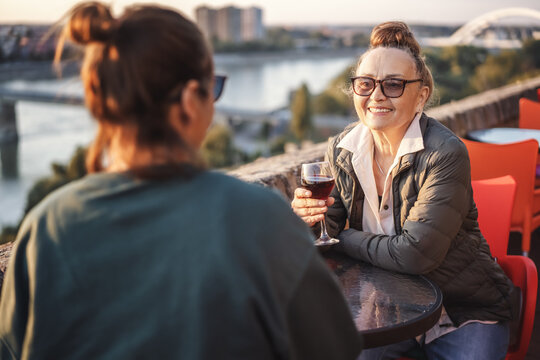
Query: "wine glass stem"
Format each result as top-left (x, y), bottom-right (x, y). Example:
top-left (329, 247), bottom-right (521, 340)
top-left (319, 216), bottom-right (331, 241)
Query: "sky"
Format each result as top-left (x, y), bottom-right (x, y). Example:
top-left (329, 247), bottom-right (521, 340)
top-left (0, 0), bottom-right (539, 25)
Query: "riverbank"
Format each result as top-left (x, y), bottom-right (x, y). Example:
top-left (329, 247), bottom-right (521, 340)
top-left (0, 60), bottom-right (80, 83)
top-left (0, 48), bottom-right (364, 83)
top-left (214, 47), bottom-right (363, 65)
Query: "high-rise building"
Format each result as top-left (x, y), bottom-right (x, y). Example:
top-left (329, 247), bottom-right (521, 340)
top-left (195, 5), bottom-right (264, 43)
top-left (242, 7), bottom-right (264, 41)
top-left (217, 6), bottom-right (242, 43)
top-left (195, 6), bottom-right (218, 40)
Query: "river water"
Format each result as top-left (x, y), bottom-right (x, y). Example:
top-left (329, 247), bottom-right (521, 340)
top-left (0, 49), bottom-right (361, 227)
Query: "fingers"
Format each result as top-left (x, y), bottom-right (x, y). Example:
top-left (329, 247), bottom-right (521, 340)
top-left (292, 202), bottom-right (328, 218)
top-left (291, 196), bottom-right (328, 209)
top-left (291, 187), bottom-right (333, 226)
top-left (294, 187), bottom-right (311, 198)
top-left (291, 188), bottom-right (333, 209)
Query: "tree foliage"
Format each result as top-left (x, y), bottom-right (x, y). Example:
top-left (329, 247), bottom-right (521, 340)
top-left (290, 83), bottom-right (313, 141)
top-left (313, 66), bottom-right (354, 115)
top-left (469, 50), bottom-right (521, 92)
top-left (201, 124), bottom-right (235, 169)
top-left (24, 146), bottom-right (87, 215)
top-left (0, 146), bottom-right (87, 245)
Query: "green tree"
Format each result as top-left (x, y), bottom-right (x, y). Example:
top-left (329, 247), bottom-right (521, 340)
top-left (265, 27), bottom-right (294, 49)
top-left (1, 146), bottom-right (87, 245)
top-left (522, 39), bottom-right (540, 70)
top-left (469, 50), bottom-right (521, 92)
top-left (24, 146), bottom-right (87, 215)
top-left (313, 66), bottom-right (354, 115)
top-left (440, 46), bottom-right (487, 77)
top-left (351, 33), bottom-right (370, 48)
top-left (290, 83), bottom-right (313, 141)
top-left (424, 46), bottom-right (488, 104)
top-left (201, 124), bottom-right (235, 168)
top-left (0, 226), bottom-right (17, 245)
top-left (314, 93), bottom-right (347, 115)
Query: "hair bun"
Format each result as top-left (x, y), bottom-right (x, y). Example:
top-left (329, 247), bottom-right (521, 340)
top-left (67, 2), bottom-right (115, 44)
top-left (370, 21), bottom-right (421, 56)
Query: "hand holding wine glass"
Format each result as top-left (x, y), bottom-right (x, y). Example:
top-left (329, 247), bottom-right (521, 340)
top-left (296, 161), bottom-right (339, 246)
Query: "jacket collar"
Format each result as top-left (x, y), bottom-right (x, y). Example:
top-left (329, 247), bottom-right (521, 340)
top-left (335, 137), bottom-right (355, 175)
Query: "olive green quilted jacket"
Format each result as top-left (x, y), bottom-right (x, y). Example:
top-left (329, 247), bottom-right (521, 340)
top-left (326, 113), bottom-right (515, 326)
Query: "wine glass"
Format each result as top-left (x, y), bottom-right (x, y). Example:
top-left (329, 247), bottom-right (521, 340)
top-left (301, 161), bottom-right (339, 246)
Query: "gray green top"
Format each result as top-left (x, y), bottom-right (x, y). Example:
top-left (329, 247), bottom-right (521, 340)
top-left (0, 170), bottom-right (362, 359)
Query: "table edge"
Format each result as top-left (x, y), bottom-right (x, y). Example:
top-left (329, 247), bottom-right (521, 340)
top-left (360, 275), bottom-right (444, 349)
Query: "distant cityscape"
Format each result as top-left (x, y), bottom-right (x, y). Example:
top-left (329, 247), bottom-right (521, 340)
top-left (0, 24), bottom-right (55, 61)
top-left (0, 5), bottom-right (539, 62)
top-left (196, 5), bottom-right (265, 43)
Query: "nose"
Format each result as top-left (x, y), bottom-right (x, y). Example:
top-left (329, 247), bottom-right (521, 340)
top-left (371, 81), bottom-right (386, 101)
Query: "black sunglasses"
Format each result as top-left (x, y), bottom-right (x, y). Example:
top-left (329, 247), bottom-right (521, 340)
top-left (167, 75), bottom-right (227, 103)
top-left (213, 75), bottom-right (227, 102)
top-left (350, 76), bottom-right (422, 98)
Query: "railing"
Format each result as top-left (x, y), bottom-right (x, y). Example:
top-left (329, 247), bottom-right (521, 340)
top-left (0, 86), bottom-right (288, 143)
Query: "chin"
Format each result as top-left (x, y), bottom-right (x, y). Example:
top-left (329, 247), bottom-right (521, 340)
top-left (363, 117), bottom-right (391, 130)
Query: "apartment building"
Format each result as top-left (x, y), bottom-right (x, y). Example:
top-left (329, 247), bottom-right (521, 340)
top-left (195, 5), bottom-right (264, 43)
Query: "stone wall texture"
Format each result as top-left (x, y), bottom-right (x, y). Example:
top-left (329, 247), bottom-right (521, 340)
top-left (426, 76), bottom-right (540, 137)
top-left (0, 75), bottom-right (539, 278)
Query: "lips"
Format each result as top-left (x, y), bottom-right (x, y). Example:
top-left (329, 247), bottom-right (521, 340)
top-left (368, 107), bottom-right (393, 113)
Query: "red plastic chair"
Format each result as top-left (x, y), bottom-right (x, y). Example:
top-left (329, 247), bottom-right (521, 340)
top-left (519, 98), bottom-right (540, 130)
top-left (471, 176), bottom-right (516, 259)
top-left (462, 138), bottom-right (540, 256)
top-left (498, 255), bottom-right (538, 360)
top-left (397, 255), bottom-right (537, 360)
top-left (472, 176), bottom-right (537, 359)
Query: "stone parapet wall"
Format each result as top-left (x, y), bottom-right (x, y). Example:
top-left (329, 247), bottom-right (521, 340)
top-left (228, 141), bottom-right (329, 201)
top-left (426, 76), bottom-right (540, 137)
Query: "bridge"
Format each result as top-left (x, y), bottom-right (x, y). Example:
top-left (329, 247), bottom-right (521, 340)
top-left (0, 86), bottom-right (287, 144)
top-left (425, 7), bottom-right (540, 48)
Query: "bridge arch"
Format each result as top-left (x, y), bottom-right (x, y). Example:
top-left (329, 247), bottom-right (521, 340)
top-left (449, 7), bottom-right (540, 45)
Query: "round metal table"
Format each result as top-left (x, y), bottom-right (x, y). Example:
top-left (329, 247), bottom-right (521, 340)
top-left (324, 251), bottom-right (443, 349)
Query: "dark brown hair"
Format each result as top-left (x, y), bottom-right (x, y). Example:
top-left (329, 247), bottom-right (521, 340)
top-left (55, 1), bottom-right (213, 173)
top-left (358, 21), bottom-right (434, 105)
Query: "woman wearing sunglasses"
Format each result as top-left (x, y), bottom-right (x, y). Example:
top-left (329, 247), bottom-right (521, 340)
top-left (292, 21), bottom-right (515, 359)
top-left (0, 3), bottom-right (364, 359)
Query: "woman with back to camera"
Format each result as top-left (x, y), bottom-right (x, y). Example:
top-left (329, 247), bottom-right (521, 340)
top-left (0, 2), bottom-right (363, 359)
top-left (292, 22), bottom-right (515, 359)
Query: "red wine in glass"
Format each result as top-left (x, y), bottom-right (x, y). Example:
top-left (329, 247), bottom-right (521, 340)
top-left (300, 176), bottom-right (335, 200)
top-left (300, 162), bottom-right (339, 246)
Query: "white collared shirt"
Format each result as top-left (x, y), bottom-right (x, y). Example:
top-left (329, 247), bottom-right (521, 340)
top-left (337, 112), bottom-right (424, 235)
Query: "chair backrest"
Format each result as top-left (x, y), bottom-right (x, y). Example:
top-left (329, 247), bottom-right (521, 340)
top-left (462, 138), bottom-right (537, 228)
top-left (537, 88), bottom-right (540, 102)
top-left (498, 255), bottom-right (538, 360)
top-left (471, 176), bottom-right (516, 259)
top-left (519, 98), bottom-right (540, 130)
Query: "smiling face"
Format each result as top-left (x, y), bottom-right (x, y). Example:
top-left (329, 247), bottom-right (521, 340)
top-left (353, 47), bottom-right (429, 134)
